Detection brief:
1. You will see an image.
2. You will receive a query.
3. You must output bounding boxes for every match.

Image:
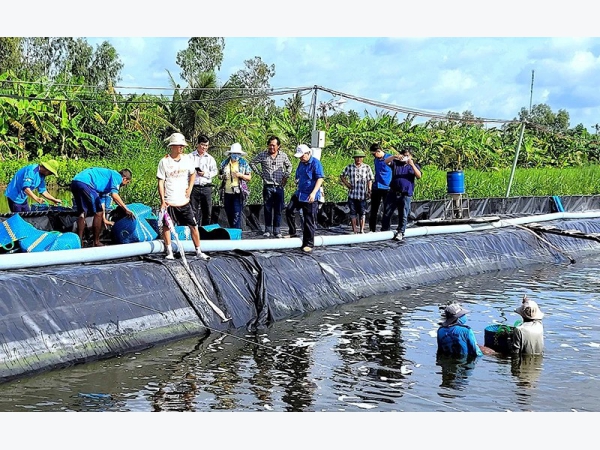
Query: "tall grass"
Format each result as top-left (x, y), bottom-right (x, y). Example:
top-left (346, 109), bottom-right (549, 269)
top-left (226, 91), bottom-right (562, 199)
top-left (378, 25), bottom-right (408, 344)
top-left (3, 152), bottom-right (600, 208)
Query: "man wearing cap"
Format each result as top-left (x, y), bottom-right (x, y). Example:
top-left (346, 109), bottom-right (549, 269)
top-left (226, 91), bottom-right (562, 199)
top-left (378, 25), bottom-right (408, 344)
top-left (218, 142), bottom-right (252, 230)
top-left (285, 144), bottom-right (325, 253)
top-left (340, 150), bottom-right (373, 234)
top-left (4, 160), bottom-right (63, 213)
top-left (71, 167), bottom-right (134, 247)
top-left (512, 296), bottom-right (545, 354)
top-left (250, 135), bottom-right (292, 238)
top-left (437, 302), bottom-right (484, 358)
top-left (368, 143), bottom-right (392, 233)
top-left (381, 146), bottom-right (422, 241)
top-left (157, 132), bottom-right (210, 260)
top-left (189, 134), bottom-right (218, 227)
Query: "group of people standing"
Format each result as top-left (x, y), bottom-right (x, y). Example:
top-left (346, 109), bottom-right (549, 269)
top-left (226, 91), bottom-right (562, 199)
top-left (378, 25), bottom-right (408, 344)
top-left (338, 143), bottom-right (422, 239)
top-left (159, 133), bottom-right (325, 254)
top-left (3, 132), bottom-right (424, 256)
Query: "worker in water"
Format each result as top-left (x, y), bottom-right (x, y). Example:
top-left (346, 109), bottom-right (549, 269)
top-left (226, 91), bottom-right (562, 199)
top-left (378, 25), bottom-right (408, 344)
top-left (437, 302), bottom-right (492, 357)
top-left (512, 295), bottom-right (545, 355)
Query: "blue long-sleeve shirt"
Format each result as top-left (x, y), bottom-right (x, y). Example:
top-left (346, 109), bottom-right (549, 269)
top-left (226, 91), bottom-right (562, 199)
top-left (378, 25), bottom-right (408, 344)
top-left (437, 317), bottom-right (483, 357)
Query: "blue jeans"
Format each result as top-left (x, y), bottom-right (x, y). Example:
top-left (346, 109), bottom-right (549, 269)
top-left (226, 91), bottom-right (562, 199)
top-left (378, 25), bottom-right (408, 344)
top-left (381, 191), bottom-right (412, 235)
top-left (224, 193), bottom-right (243, 229)
top-left (263, 185), bottom-right (285, 234)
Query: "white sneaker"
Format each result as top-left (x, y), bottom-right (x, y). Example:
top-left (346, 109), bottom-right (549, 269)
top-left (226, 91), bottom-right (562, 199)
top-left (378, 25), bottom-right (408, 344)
top-left (263, 231), bottom-right (271, 237)
top-left (274, 233), bottom-right (283, 239)
top-left (196, 251), bottom-right (210, 260)
top-left (165, 253), bottom-right (175, 260)
top-left (394, 232), bottom-right (404, 241)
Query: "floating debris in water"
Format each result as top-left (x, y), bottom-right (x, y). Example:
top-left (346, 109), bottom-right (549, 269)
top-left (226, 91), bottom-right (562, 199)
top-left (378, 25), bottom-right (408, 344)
top-left (348, 402), bottom-right (377, 410)
top-left (78, 393), bottom-right (111, 399)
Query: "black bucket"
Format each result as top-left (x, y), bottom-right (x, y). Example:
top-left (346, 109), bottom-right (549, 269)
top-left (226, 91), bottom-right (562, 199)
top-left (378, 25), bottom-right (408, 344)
top-left (484, 324), bottom-right (514, 353)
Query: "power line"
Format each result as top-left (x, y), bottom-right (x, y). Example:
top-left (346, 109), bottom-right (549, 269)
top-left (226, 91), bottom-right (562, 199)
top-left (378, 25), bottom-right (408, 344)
top-left (1, 79), bottom-right (520, 125)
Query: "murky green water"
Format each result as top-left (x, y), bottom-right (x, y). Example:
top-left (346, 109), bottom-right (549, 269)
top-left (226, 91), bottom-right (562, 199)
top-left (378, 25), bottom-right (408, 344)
top-left (1, 252), bottom-right (599, 413)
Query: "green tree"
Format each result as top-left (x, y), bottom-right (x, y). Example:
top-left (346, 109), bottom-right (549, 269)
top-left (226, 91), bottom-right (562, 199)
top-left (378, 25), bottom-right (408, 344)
top-left (176, 37), bottom-right (225, 85)
top-left (228, 56), bottom-right (275, 112)
top-left (89, 41), bottom-right (123, 89)
top-left (0, 37), bottom-right (22, 73)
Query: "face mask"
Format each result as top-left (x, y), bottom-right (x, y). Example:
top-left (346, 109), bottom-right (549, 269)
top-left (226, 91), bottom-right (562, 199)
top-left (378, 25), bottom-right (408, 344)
top-left (230, 154), bottom-right (240, 161)
top-left (457, 315), bottom-right (468, 325)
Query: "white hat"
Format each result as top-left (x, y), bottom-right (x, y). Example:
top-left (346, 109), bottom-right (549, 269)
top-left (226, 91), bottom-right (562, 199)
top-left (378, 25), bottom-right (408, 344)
top-left (226, 143), bottom-right (246, 156)
top-left (165, 132), bottom-right (188, 147)
top-left (515, 299), bottom-right (544, 320)
top-left (294, 144), bottom-right (311, 158)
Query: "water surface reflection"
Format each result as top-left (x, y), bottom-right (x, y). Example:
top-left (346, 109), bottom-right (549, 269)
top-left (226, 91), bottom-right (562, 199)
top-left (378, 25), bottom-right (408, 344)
top-left (1, 253), bottom-right (600, 412)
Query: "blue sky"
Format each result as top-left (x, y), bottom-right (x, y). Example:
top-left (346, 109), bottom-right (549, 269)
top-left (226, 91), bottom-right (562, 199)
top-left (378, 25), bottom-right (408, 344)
top-left (10, 2), bottom-right (600, 131)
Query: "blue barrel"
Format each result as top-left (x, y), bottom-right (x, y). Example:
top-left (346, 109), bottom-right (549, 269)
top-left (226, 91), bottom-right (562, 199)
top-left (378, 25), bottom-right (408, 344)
top-left (447, 170), bottom-right (465, 194)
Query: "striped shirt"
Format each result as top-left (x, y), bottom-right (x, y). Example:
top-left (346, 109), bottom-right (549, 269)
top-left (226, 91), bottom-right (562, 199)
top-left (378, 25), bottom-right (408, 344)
top-left (341, 163), bottom-right (374, 200)
top-left (250, 150), bottom-right (292, 186)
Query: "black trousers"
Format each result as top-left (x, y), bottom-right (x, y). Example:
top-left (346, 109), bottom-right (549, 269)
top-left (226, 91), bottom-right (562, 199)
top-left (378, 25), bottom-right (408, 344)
top-left (286, 194), bottom-right (318, 248)
top-left (368, 188), bottom-right (389, 232)
top-left (190, 185), bottom-right (213, 226)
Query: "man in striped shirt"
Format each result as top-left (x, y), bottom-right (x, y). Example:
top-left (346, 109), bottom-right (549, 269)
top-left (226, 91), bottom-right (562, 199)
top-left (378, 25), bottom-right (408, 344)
top-left (340, 150), bottom-right (373, 234)
top-left (250, 135), bottom-right (292, 238)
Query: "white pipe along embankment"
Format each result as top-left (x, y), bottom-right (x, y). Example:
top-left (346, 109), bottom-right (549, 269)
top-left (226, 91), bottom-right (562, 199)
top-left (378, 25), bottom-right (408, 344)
top-left (2, 211), bottom-right (600, 271)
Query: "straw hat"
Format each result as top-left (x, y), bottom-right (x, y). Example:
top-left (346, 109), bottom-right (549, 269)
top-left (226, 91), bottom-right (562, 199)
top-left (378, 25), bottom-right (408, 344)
top-left (165, 133), bottom-right (188, 147)
top-left (441, 303), bottom-right (469, 327)
top-left (515, 299), bottom-right (544, 320)
top-left (40, 160), bottom-right (59, 177)
top-left (226, 143), bottom-right (246, 155)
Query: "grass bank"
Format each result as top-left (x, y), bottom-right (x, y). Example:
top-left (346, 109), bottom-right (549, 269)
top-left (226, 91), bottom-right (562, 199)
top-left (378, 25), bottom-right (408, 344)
top-left (3, 152), bottom-right (600, 210)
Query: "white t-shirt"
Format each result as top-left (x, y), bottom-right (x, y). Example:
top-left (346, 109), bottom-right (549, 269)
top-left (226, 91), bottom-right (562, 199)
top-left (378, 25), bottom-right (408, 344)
top-left (157, 154), bottom-right (195, 206)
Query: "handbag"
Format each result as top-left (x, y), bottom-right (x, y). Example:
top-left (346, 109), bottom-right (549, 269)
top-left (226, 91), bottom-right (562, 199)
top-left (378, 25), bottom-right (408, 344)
top-left (240, 179), bottom-right (250, 205)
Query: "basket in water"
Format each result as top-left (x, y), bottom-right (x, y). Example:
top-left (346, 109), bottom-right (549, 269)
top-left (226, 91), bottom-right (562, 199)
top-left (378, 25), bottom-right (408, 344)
top-left (484, 324), bottom-right (514, 354)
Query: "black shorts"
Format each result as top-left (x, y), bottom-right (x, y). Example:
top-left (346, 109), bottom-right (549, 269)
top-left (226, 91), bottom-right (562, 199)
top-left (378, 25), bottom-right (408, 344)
top-left (166, 203), bottom-right (197, 227)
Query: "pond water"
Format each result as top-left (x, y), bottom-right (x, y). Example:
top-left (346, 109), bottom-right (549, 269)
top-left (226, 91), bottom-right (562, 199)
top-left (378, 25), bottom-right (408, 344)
top-left (2, 251), bottom-right (600, 417)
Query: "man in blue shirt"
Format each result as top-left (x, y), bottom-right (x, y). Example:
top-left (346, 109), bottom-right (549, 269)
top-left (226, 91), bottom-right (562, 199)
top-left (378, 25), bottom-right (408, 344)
top-left (381, 147), bottom-right (422, 241)
top-left (285, 144), bottom-right (324, 253)
top-left (70, 167), bottom-right (134, 246)
top-left (437, 303), bottom-right (483, 357)
top-left (368, 143), bottom-right (392, 232)
top-left (4, 160), bottom-right (62, 212)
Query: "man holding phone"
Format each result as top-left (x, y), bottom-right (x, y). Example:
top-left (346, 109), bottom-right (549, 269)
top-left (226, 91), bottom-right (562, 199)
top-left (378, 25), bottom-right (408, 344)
top-left (189, 134), bottom-right (218, 226)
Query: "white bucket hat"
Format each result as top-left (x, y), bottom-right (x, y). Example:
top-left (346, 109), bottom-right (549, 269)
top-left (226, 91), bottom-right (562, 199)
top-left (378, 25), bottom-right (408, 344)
top-left (515, 299), bottom-right (544, 320)
top-left (226, 143), bottom-right (246, 156)
top-left (165, 132), bottom-right (188, 147)
top-left (294, 144), bottom-right (311, 158)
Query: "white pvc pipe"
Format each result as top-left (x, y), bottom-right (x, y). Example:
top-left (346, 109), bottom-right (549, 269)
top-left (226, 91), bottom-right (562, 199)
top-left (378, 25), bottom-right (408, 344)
top-left (2, 212), bottom-right (600, 270)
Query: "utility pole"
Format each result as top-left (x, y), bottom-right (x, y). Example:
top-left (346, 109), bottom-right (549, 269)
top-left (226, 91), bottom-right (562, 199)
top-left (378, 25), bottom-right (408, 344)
top-left (506, 70), bottom-right (534, 198)
top-left (310, 86), bottom-right (318, 132)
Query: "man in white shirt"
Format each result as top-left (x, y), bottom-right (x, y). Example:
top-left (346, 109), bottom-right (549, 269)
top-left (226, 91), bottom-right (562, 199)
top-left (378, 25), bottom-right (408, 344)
top-left (189, 134), bottom-right (218, 226)
top-left (157, 132), bottom-right (209, 260)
